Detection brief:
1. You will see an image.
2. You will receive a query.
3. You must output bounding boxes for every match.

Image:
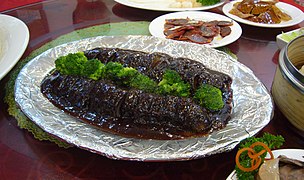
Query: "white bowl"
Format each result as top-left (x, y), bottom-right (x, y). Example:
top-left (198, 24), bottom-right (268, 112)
top-left (276, 28), bottom-right (304, 49)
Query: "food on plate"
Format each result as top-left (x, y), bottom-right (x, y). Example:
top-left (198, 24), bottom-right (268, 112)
top-left (41, 48), bottom-right (233, 140)
top-left (129, 0), bottom-right (220, 8)
top-left (196, 0), bottom-right (220, 6)
top-left (169, 0), bottom-right (203, 8)
top-left (229, 0), bottom-right (292, 24)
top-left (169, 0), bottom-right (220, 8)
top-left (164, 17), bottom-right (233, 44)
top-left (235, 133), bottom-right (285, 179)
top-left (280, 28), bottom-right (304, 42)
top-left (276, 28), bottom-right (304, 49)
top-left (258, 155), bottom-right (304, 180)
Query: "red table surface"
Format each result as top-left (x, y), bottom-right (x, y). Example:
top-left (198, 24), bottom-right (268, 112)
top-left (0, 0), bottom-right (303, 179)
top-left (0, 0), bottom-right (42, 12)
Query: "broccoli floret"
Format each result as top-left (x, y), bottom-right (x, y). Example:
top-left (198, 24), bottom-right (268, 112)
top-left (194, 84), bottom-right (224, 111)
top-left (196, 0), bottom-right (220, 6)
top-left (103, 62), bottom-right (157, 91)
top-left (82, 59), bottom-right (105, 80)
top-left (116, 67), bottom-right (139, 85)
top-left (116, 67), bottom-right (138, 78)
top-left (104, 62), bottom-right (124, 80)
top-left (104, 62), bottom-right (141, 86)
top-left (157, 69), bottom-right (190, 97)
top-left (129, 74), bottom-right (158, 93)
top-left (55, 52), bottom-right (88, 75)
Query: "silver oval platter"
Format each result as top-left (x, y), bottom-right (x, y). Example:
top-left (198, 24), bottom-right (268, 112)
top-left (15, 35), bottom-right (273, 161)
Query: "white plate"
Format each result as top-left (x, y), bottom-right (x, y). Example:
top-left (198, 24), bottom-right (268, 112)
top-left (114, 0), bottom-right (225, 11)
top-left (149, 11), bottom-right (242, 48)
top-left (226, 149), bottom-right (304, 180)
top-left (0, 14), bottom-right (29, 80)
top-left (223, 1), bottom-right (304, 28)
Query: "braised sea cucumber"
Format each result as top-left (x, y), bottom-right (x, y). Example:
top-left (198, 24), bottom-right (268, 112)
top-left (41, 48), bottom-right (233, 140)
top-left (84, 48), bottom-right (232, 100)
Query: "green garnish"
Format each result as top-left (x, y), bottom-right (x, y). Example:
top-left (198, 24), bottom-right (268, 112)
top-left (194, 84), bottom-right (224, 111)
top-left (280, 28), bottom-right (304, 42)
top-left (104, 62), bottom-right (124, 80)
top-left (82, 59), bottom-right (105, 80)
top-left (235, 133), bottom-right (285, 180)
top-left (129, 74), bottom-right (158, 93)
top-left (158, 69), bottom-right (191, 97)
top-left (196, 0), bottom-right (220, 6)
top-left (55, 52), bottom-right (87, 75)
top-left (54, 53), bottom-right (225, 111)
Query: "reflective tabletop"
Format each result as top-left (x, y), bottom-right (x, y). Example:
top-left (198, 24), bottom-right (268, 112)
top-left (0, 0), bottom-right (303, 179)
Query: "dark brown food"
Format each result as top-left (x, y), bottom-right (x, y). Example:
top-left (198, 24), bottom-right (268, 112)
top-left (220, 26), bottom-right (232, 37)
top-left (279, 155), bottom-right (304, 180)
top-left (41, 48), bottom-right (233, 140)
top-left (163, 18), bottom-right (233, 44)
top-left (229, 0), bottom-right (291, 24)
top-left (257, 155), bottom-right (304, 180)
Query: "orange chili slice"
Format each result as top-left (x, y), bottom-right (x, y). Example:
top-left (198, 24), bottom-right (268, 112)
top-left (250, 142), bottom-right (274, 160)
top-left (235, 147), bottom-right (259, 172)
top-left (248, 149), bottom-right (266, 159)
top-left (235, 141), bottom-right (274, 172)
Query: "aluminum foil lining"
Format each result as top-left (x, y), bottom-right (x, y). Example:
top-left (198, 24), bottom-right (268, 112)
top-left (15, 35), bottom-right (273, 161)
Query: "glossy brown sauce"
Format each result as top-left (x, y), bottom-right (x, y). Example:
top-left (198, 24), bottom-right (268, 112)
top-left (41, 48), bottom-right (233, 140)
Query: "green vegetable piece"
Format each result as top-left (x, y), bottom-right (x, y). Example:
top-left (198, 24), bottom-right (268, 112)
top-left (281, 28), bottom-right (304, 42)
top-left (105, 62), bottom-right (142, 86)
top-left (235, 133), bottom-right (285, 180)
top-left (130, 74), bottom-right (158, 93)
top-left (158, 69), bottom-right (190, 97)
top-left (104, 62), bottom-right (124, 79)
top-left (55, 52), bottom-right (88, 75)
top-left (239, 133), bottom-right (285, 151)
top-left (116, 67), bottom-right (138, 78)
top-left (82, 59), bottom-right (105, 80)
top-left (194, 84), bottom-right (224, 111)
top-left (196, 0), bottom-right (220, 6)
top-left (116, 67), bottom-right (139, 85)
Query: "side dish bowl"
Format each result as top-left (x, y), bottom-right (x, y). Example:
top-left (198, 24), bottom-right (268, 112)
top-left (276, 28), bottom-right (304, 49)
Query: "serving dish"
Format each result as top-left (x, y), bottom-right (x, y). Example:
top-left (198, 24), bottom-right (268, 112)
top-left (149, 11), bottom-right (242, 48)
top-left (114, 0), bottom-right (225, 11)
top-left (276, 28), bottom-right (304, 49)
top-left (222, 1), bottom-right (304, 28)
top-left (15, 35), bottom-right (273, 161)
top-left (226, 149), bottom-right (304, 179)
top-left (0, 14), bottom-right (29, 80)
